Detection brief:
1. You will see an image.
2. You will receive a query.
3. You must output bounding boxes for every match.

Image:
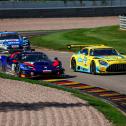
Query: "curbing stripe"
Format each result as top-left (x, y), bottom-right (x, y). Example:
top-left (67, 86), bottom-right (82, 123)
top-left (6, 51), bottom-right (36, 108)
top-left (88, 89), bottom-right (107, 93)
top-left (108, 95), bottom-right (126, 99)
top-left (111, 97), bottom-right (126, 101)
top-left (44, 79), bottom-right (67, 82)
top-left (74, 86), bottom-right (95, 89)
top-left (99, 93), bottom-right (120, 97)
top-left (82, 87), bottom-right (106, 92)
top-left (96, 91), bottom-right (118, 95)
top-left (66, 84), bottom-right (86, 88)
top-left (55, 82), bottom-right (80, 86)
top-left (45, 78), bottom-right (126, 113)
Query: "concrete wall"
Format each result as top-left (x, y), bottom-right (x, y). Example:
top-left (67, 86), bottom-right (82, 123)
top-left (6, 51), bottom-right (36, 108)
top-left (0, 7), bottom-right (126, 18)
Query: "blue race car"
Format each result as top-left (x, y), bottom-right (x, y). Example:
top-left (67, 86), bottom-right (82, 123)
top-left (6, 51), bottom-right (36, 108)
top-left (22, 37), bottom-right (31, 50)
top-left (2, 51), bottom-right (64, 78)
top-left (0, 32), bottom-right (30, 53)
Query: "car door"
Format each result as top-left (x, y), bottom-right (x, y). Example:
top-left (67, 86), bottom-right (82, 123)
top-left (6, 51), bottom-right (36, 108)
top-left (78, 48), bottom-right (90, 71)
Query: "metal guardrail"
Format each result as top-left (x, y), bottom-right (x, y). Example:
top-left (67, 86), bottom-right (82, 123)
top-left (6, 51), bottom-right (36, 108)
top-left (0, 0), bottom-right (126, 9)
top-left (119, 16), bottom-right (126, 30)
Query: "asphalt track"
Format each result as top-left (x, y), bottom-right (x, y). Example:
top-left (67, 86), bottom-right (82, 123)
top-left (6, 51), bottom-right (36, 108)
top-left (40, 49), bottom-right (126, 95)
top-left (40, 49), bottom-right (126, 112)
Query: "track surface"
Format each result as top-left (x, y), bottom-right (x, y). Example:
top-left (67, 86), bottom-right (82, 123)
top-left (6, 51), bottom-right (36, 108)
top-left (0, 78), bottom-right (111, 126)
top-left (40, 49), bottom-right (126, 95)
top-left (0, 16), bottom-right (123, 125)
top-left (0, 17), bottom-right (118, 31)
top-left (3, 16), bottom-right (124, 95)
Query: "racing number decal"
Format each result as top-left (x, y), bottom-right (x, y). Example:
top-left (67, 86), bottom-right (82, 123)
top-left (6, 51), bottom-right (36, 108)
top-left (84, 57), bottom-right (87, 65)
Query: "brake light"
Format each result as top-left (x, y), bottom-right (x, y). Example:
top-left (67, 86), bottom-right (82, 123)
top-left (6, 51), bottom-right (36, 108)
top-left (52, 61), bottom-right (59, 67)
top-left (12, 60), bottom-right (17, 63)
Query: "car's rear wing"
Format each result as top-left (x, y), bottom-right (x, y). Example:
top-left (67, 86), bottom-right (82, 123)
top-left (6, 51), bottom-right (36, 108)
top-left (67, 44), bottom-right (105, 49)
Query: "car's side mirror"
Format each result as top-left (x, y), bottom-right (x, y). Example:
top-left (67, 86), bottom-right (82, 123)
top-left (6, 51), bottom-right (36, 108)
top-left (23, 37), bottom-right (28, 40)
top-left (9, 58), bottom-right (18, 63)
top-left (12, 59), bottom-right (18, 63)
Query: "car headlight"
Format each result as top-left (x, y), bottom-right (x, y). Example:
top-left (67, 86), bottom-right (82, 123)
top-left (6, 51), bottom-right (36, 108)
top-left (99, 60), bottom-right (108, 66)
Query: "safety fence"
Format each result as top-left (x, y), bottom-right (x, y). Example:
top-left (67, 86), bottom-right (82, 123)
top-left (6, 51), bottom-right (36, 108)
top-left (119, 16), bottom-right (126, 30)
top-left (0, 0), bottom-right (126, 9)
top-left (0, 6), bottom-right (126, 18)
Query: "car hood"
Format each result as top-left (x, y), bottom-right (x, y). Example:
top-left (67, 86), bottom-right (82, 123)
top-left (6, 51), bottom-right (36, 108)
top-left (34, 61), bottom-right (55, 71)
top-left (24, 60), bottom-right (55, 70)
top-left (94, 55), bottom-right (126, 62)
top-left (34, 61), bottom-right (52, 66)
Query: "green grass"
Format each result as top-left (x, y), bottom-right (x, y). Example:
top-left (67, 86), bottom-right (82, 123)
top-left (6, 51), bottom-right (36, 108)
top-left (0, 72), bottom-right (126, 126)
top-left (30, 26), bottom-right (126, 53)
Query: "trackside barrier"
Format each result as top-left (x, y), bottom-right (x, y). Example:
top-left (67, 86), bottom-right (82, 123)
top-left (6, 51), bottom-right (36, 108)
top-left (1, 7), bottom-right (126, 18)
top-left (119, 15), bottom-right (126, 30)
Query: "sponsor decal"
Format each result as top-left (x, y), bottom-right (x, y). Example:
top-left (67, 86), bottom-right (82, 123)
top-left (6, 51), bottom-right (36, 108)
top-left (84, 57), bottom-right (87, 64)
top-left (43, 70), bottom-right (52, 73)
top-left (78, 58), bottom-right (83, 62)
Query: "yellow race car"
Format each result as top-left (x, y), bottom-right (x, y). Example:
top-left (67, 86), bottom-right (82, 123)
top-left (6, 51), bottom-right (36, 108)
top-left (68, 44), bottom-right (126, 74)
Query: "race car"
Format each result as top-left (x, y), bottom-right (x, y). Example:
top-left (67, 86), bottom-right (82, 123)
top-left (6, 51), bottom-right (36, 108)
top-left (68, 44), bottom-right (126, 74)
top-left (0, 32), bottom-right (30, 53)
top-left (0, 51), bottom-right (64, 78)
top-left (22, 37), bottom-right (31, 50)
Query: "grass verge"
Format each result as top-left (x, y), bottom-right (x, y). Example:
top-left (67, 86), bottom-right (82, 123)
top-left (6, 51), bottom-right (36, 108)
top-left (0, 72), bottom-right (126, 126)
top-left (30, 25), bottom-right (126, 53)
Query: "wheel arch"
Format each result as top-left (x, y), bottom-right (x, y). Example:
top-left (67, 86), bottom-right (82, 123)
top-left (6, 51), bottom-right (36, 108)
top-left (90, 60), bottom-right (97, 74)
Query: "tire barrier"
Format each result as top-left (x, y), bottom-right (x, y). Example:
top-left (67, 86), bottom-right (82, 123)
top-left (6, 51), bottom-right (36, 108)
top-left (119, 15), bottom-right (126, 30)
top-left (44, 79), bottom-right (126, 113)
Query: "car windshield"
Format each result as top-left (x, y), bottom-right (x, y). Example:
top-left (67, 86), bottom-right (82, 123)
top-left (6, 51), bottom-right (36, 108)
top-left (0, 33), bottom-right (19, 40)
top-left (22, 54), bottom-right (49, 62)
top-left (90, 48), bottom-right (118, 56)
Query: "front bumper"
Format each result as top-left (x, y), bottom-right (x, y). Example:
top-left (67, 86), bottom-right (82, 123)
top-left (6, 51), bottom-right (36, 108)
top-left (20, 69), bottom-right (65, 78)
top-left (97, 63), bottom-right (126, 74)
top-left (0, 46), bottom-right (23, 53)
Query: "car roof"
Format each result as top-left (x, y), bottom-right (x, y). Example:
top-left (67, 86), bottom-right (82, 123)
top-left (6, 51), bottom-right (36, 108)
top-left (0, 32), bottom-right (18, 35)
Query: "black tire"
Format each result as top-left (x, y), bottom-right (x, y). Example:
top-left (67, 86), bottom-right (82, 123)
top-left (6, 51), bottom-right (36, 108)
top-left (71, 58), bottom-right (77, 72)
top-left (15, 64), bottom-right (21, 77)
top-left (0, 61), bottom-right (2, 71)
top-left (90, 61), bottom-right (96, 75)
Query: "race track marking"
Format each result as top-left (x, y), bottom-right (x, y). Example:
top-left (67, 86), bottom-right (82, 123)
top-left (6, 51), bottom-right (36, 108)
top-left (88, 89), bottom-right (107, 93)
top-left (99, 93), bottom-right (120, 97)
top-left (54, 82), bottom-right (80, 86)
top-left (44, 79), bottom-right (66, 82)
top-left (111, 97), bottom-right (126, 101)
top-left (72, 86), bottom-right (95, 89)
top-left (44, 79), bottom-right (126, 113)
top-left (52, 80), bottom-right (74, 84)
top-left (66, 84), bottom-right (87, 88)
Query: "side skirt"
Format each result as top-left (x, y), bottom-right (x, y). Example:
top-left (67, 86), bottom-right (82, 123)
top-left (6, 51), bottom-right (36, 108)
top-left (76, 65), bottom-right (90, 73)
